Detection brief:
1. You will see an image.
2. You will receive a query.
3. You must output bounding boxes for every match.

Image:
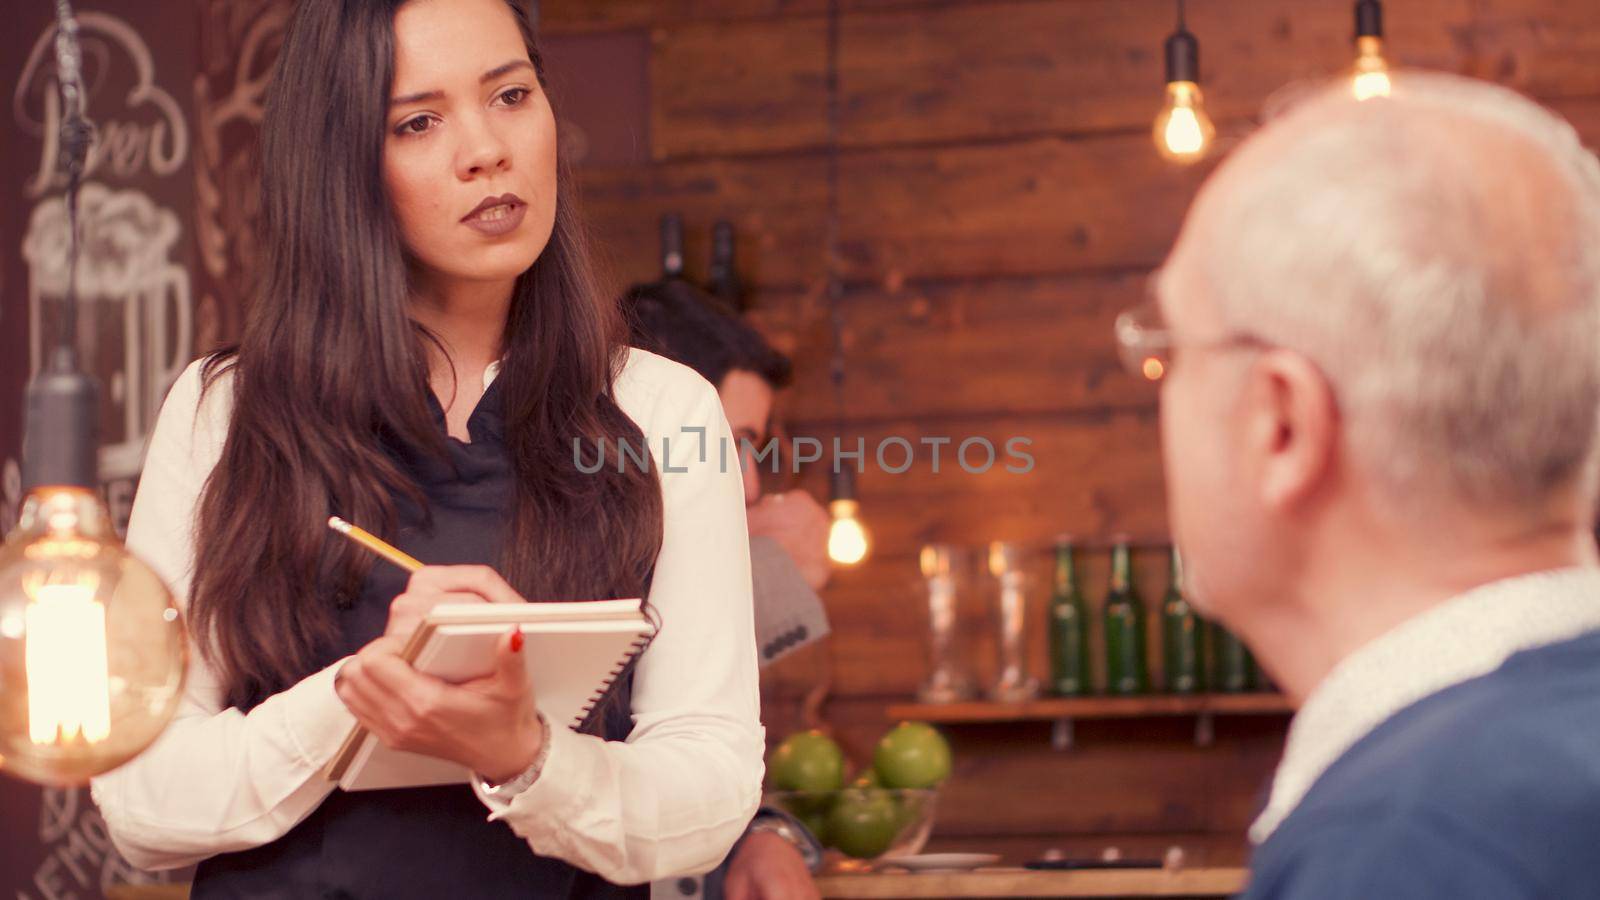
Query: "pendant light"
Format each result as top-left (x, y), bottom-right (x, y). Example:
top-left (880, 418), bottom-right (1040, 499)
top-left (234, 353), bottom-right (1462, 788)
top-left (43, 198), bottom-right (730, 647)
top-left (822, 0), bottom-right (869, 567)
top-left (1153, 0), bottom-right (1216, 164)
top-left (1351, 0), bottom-right (1391, 101)
top-left (0, 0), bottom-right (187, 787)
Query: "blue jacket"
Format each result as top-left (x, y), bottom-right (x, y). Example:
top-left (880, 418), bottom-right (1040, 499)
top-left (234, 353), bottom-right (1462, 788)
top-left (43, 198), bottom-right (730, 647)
top-left (1244, 628), bottom-right (1600, 898)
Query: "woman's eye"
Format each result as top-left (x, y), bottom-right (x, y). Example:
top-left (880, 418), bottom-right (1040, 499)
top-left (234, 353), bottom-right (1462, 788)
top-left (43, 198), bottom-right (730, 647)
top-left (395, 115), bottom-right (435, 137)
top-left (497, 87), bottom-right (529, 106)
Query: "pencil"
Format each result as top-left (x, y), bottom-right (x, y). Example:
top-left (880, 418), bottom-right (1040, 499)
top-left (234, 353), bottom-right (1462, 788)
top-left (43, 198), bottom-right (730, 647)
top-left (327, 516), bottom-right (424, 573)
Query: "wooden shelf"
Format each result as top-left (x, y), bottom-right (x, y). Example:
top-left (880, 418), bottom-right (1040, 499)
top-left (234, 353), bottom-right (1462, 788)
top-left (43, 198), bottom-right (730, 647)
top-left (884, 694), bottom-right (1291, 749)
top-left (815, 866), bottom-right (1248, 898)
top-left (886, 693), bottom-right (1291, 723)
top-left (1203, 693), bottom-right (1293, 714)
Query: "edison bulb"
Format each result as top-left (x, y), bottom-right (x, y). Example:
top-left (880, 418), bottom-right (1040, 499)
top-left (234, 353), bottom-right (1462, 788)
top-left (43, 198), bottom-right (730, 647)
top-left (1352, 35), bottom-right (1391, 101)
top-left (0, 487), bottom-right (186, 785)
top-left (826, 499), bottom-right (870, 566)
top-left (1153, 81), bottom-right (1216, 164)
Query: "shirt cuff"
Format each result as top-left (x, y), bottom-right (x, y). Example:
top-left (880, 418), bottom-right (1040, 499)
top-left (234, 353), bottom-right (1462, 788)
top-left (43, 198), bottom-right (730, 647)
top-left (277, 655), bottom-right (359, 771)
top-left (472, 720), bottom-right (589, 827)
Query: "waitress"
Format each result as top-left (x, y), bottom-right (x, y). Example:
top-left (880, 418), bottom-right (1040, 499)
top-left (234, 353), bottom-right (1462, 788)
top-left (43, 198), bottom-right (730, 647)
top-left (88, 0), bottom-right (762, 896)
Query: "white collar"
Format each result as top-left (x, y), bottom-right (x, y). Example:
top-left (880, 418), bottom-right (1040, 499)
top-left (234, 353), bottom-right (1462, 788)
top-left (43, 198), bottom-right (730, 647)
top-left (484, 360), bottom-right (502, 390)
top-left (1250, 565), bottom-right (1600, 844)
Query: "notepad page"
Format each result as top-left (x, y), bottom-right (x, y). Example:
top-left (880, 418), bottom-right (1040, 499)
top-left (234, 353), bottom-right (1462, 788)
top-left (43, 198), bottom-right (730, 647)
top-left (338, 616), bottom-right (650, 791)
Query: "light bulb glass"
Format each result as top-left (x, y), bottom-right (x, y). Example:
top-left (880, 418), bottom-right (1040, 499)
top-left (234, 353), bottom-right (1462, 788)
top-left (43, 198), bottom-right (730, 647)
top-left (1352, 35), bottom-right (1391, 101)
top-left (0, 487), bottom-right (186, 786)
top-left (826, 499), bottom-right (870, 566)
top-left (1153, 81), bottom-right (1216, 164)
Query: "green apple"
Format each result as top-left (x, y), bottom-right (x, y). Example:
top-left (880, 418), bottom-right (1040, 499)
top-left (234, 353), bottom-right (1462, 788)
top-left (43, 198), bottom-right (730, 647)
top-left (826, 788), bottom-right (901, 859)
top-left (892, 787), bottom-right (931, 833)
top-left (873, 721), bottom-right (952, 789)
top-left (850, 767), bottom-right (881, 789)
top-left (767, 730), bottom-right (846, 793)
top-left (797, 808), bottom-right (831, 849)
top-left (782, 790), bottom-right (835, 818)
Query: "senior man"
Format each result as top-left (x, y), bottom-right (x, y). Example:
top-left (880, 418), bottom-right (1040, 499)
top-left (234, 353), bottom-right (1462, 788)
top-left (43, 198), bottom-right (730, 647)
top-left (1124, 73), bottom-right (1600, 897)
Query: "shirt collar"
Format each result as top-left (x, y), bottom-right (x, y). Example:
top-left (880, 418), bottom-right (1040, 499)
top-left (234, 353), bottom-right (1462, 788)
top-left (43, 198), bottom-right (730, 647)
top-left (484, 360), bottom-right (502, 390)
top-left (1250, 565), bottom-right (1600, 845)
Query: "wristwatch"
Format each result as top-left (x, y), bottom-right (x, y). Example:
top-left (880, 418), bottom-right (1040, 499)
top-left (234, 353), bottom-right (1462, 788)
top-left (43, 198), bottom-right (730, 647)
top-left (478, 712), bottom-right (551, 802)
top-left (746, 808), bottom-right (825, 873)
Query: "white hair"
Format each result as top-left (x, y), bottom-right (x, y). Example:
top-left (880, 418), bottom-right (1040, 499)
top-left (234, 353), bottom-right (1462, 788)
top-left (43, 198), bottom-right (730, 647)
top-left (1182, 72), bottom-right (1600, 509)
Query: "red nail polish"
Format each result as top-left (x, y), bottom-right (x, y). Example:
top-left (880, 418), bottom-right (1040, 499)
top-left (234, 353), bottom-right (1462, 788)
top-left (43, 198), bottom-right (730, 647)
top-left (510, 630), bottom-right (523, 653)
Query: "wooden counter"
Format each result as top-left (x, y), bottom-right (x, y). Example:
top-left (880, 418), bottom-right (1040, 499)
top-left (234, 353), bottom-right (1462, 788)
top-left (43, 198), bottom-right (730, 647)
top-left (815, 866), bottom-right (1248, 899)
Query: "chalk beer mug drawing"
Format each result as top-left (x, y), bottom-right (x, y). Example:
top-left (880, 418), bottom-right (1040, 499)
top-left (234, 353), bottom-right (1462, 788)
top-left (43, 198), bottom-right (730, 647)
top-left (21, 182), bottom-right (193, 481)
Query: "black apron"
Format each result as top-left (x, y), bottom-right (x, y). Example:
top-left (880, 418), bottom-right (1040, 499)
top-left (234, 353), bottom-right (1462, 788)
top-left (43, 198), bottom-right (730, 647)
top-left (192, 377), bottom-right (646, 899)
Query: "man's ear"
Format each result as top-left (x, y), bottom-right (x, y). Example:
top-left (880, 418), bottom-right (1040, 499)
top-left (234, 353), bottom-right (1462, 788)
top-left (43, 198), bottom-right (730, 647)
top-left (1248, 349), bottom-right (1339, 511)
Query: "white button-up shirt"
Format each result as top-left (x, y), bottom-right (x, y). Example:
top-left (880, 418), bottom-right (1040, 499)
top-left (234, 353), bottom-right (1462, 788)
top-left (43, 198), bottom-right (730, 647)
top-left (1251, 566), bottom-right (1600, 844)
top-left (89, 348), bottom-right (765, 885)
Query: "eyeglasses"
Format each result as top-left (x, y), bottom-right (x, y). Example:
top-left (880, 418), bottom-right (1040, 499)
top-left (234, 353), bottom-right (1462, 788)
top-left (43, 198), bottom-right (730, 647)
top-left (1114, 298), bottom-right (1271, 383)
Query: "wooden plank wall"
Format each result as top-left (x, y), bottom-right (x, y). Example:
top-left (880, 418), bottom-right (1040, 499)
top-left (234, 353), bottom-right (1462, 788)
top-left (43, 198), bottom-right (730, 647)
top-left (540, 0), bottom-right (1600, 864)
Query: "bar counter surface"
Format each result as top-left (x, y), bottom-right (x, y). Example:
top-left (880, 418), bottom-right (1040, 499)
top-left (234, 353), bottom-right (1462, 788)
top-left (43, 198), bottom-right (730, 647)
top-left (814, 866), bottom-right (1247, 899)
top-left (102, 865), bottom-right (1248, 899)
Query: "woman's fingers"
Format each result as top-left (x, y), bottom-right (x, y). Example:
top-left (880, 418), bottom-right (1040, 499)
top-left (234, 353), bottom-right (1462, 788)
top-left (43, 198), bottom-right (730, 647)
top-left (393, 589), bottom-right (489, 612)
top-left (388, 589), bottom-right (485, 629)
top-left (360, 647), bottom-right (444, 716)
top-left (342, 645), bottom-right (452, 751)
top-left (335, 660), bottom-right (392, 734)
top-left (406, 564), bottom-right (525, 604)
top-left (342, 639), bottom-right (425, 705)
top-left (459, 628), bottom-right (529, 703)
top-left (339, 631), bottom-right (531, 766)
top-left (386, 587), bottom-right (488, 637)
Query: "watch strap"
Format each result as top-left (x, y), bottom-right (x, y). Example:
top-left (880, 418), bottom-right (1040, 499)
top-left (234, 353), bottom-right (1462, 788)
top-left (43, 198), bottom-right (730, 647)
top-left (479, 711), bottom-right (551, 801)
top-left (746, 805), bottom-right (825, 872)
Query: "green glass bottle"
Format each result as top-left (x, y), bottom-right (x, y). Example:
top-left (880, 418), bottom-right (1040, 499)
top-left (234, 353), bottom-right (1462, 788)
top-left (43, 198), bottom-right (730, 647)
top-left (1047, 539), bottom-right (1090, 696)
top-left (1161, 547), bottom-right (1202, 694)
top-left (1102, 541), bottom-right (1148, 695)
top-left (1212, 622), bottom-right (1253, 693)
top-left (1250, 657), bottom-right (1276, 693)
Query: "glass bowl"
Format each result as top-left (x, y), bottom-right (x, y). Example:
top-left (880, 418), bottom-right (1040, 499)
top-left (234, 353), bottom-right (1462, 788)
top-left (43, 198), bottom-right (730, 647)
top-left (765, 788), bottom-right (939, 866)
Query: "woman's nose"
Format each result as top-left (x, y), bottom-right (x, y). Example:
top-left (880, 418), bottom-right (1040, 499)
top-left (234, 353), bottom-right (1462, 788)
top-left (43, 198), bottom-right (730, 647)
top-left (457, 116), bottom-right (511, 179)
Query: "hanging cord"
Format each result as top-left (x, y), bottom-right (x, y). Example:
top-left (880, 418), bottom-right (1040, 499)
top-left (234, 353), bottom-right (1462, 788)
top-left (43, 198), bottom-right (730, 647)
top-left (806, 0), bottom-right (845, 728)
top-left (1176, 0), bottom-right (1186, 30)
top-left (19, 0), bottom-right (102, 497)
top-left (824, 0), bottom-right (846, 441)
top-left (52, 0), bottom-right (95, 369)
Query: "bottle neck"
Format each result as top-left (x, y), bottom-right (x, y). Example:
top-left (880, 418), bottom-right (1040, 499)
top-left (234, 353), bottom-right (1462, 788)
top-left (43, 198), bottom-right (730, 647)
top-left (659, 215), bottom-right (685, 279)
top-left (1110, 544), bottom-right (1134, 593)
top-left (1168, 548), bottom-right (1184, 594)
top-left (710, 223), bottom-right (736, 276)
top-left (1053, 544), bottom-right (1078, 595)
top-left (662, 252), bottom-right (684, 279)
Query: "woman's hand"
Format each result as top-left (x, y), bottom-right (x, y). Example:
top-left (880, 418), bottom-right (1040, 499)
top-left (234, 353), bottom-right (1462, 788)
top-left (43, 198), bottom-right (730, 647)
top-left (334, 629), bottom-right (545, 783)
top-left (385, 564), bottom-right (529, 640)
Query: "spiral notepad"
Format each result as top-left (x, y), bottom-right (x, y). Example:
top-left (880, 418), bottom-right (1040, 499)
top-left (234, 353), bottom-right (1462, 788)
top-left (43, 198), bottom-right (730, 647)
top-left (324, 598), bottom-right (652, 791)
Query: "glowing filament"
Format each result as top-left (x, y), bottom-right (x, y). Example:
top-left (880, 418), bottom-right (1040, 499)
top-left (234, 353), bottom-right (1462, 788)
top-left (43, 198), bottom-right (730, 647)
top-left (1353, 36), bottom-right (1391, 101)
top-left (25, 579), bottom-right (111, 746)
top-left (1154, 82), bottom-right (1215, 164)
top-left (827, 500), bottom-right (870, 566)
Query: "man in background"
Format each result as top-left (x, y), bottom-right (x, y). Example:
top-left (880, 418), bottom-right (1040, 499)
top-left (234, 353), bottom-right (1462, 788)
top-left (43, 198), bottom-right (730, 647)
top-left (1135, 72), bottom-right (1600, 897)
top-left (628, 279), bottom-right (831, 594)
top-left (628, 278), bottom-right (829, 900)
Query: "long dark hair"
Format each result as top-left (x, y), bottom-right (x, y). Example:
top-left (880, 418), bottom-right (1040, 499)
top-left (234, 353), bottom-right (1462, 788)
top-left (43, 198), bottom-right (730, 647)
top-left (189, 0), bottom-right (663, 711)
